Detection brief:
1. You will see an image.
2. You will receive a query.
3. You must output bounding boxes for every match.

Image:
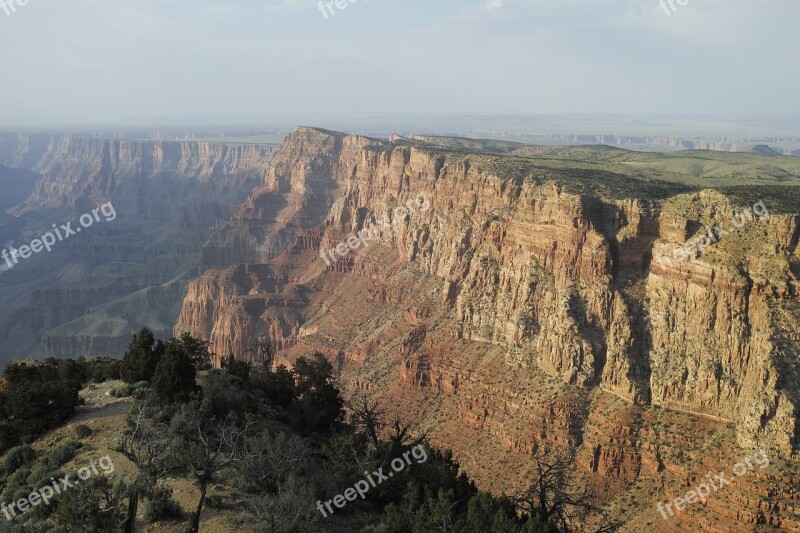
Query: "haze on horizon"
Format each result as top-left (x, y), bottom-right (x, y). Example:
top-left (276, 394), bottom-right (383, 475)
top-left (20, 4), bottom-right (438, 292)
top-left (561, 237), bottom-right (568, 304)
top-left (0, 0), bottom-right (798, 128)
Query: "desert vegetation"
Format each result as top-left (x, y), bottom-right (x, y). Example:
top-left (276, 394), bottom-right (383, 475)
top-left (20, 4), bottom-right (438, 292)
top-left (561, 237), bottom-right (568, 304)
top-left (0, 330), bottom-right (620, 532)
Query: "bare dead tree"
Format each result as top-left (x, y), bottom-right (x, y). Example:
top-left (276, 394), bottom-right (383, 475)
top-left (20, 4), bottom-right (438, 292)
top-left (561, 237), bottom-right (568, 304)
top-left (517, 447), bottom-right (621, 533)
top-left (347, 395), bottom-right (429, 457)
top-left (253, 475), bottom-right (318, 533)
top-left (115, 397), bottom-right (173, 533)
top-left (592, 521), bottom-right (623, 533)
top-left (348, 396), bottom-right (384, 451)
top-left (239, 428), bottom-right (309, 492)
top-left (172, 401), bottom-right (251, 533)
top-left (247, 336), bottom-right (276, 371)
top-left (386, 411), bottom-right (429, 453)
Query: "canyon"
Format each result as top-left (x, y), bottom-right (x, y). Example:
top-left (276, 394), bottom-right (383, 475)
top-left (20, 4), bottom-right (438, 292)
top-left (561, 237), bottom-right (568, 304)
top-left (0, 133), bottom-right (275, 361)
top-left (174, 128), bottom-right (800, 531)
top-left (2, 127), bottom-right (799, 530)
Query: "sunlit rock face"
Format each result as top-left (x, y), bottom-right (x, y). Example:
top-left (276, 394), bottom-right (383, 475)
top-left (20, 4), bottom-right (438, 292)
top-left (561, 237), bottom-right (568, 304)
top-left (176, 128), bottom-right (800, 530)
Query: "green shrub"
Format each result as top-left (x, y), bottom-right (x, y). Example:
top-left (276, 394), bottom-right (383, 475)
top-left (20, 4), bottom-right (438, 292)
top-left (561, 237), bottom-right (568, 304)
top-left (40, 439), bottom-right (81, 471)
top-left (51, 476), bottom-right (125, 531)
top-left (3, 444), bottom-right (37, 475)
top-left (110, 380), bottom-right (148, 398)
top-left (143, 486), bottom-right (183, 523)
top-left (176, 332), bottom-right (214, 371)
top-left (86, 357), bottom-right (122, 382)
top-left (251, 365), bottom-right (296, 408)
top-left (221, 354), bottom-right (252, 381)
top-left (289, 353), bottom-right (344, 435)
top-left (151, 340), bottom-right (199, 402)
top-left (120, 328), bottom-right (164, 384)
top-left (205, 494), bottom-right (225, 509)
top-left (74, 425), bottom-right (92, 439)
top-left (0, 363), bottom-right (81, 452)
top-left (56, 359), bottom-right (88, 386)
top-left (109, 383), bottom-right (135, 398)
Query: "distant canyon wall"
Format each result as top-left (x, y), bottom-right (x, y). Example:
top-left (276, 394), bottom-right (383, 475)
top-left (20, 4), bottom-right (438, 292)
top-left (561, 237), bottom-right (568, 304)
top-left (0, 133), bottom-right (274, 217)
top-left (514, 133), bottom-right (800, 155)
top-left (0, 133), bottom-right (276, 360)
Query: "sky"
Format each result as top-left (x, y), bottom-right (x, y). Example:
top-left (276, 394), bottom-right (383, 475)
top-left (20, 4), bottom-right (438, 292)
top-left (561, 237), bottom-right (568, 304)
top-left (0, 0), bottom-right (798, 127)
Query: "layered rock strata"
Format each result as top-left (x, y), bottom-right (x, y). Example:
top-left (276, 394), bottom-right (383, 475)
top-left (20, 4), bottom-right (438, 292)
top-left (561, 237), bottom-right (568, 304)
top-left (175, 128), bottom-right (800, 530)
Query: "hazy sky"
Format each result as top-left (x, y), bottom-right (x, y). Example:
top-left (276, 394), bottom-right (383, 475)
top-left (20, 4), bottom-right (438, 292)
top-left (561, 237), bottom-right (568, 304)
top-left (0, 0), bottom-right (798, 127)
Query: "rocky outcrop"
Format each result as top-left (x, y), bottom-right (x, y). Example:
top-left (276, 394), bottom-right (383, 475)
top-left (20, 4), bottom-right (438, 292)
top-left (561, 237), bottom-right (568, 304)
top-left (647, 194), bottom-right (800, 455)
top-left (199, 128), bottom-right (372, 267)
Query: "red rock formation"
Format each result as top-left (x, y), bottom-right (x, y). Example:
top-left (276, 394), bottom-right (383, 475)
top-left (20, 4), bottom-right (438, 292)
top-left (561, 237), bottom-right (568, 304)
top-left (175, 128), bottom-right (800, 529)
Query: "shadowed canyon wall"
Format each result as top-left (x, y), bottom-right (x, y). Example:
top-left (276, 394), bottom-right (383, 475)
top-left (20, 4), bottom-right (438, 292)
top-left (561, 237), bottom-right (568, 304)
top-left (0, 133), bottom-right (275, 360)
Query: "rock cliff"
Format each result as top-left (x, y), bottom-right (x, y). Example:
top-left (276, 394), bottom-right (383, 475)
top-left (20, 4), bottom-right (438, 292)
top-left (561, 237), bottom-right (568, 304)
top-left (175, 128), bottom-right (800, 530)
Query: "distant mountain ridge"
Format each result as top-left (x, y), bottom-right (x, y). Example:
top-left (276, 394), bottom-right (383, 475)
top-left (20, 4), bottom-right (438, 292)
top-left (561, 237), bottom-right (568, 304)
top-left (489, 133), bottom-right (800, 155)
